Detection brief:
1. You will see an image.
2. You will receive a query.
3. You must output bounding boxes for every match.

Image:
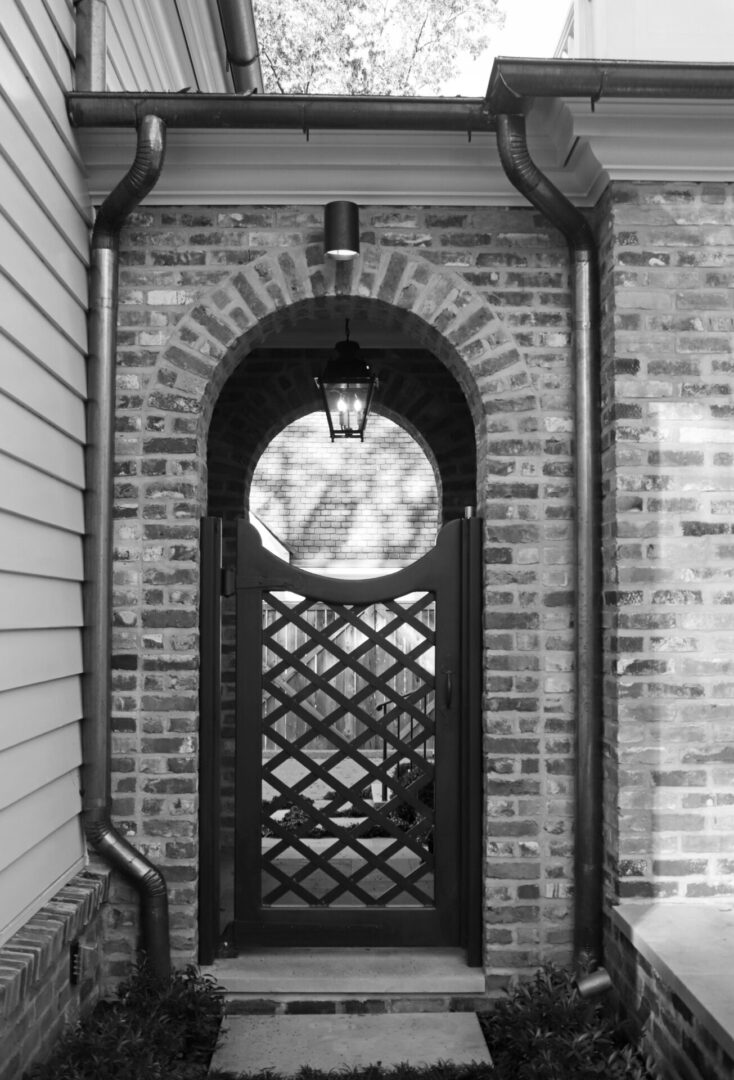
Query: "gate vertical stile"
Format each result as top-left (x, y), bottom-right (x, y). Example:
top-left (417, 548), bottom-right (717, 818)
top-left (198, 517), bottom-right (222, 965)
top-left (235, 556), bottom-right (266, 939)
top-left (461, 513), bottom-right (484, 966)
top-left (233, 517), bottom-right (479, 951)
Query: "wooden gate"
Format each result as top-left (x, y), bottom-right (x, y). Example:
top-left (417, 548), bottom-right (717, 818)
top-left (228, 516), bottom-right (482, 953)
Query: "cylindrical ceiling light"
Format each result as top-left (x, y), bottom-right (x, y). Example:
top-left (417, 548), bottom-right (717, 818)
top-left (324, 200), bottom-right (360, 261)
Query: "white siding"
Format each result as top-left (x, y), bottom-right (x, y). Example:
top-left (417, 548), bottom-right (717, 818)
top-left (0, 0), bottom-right (89, 948)
top-left (104, 0), bottom-right (229, 93)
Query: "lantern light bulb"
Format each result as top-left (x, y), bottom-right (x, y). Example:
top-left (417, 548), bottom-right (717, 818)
top-left (354, 396), bottom-right (363, 412)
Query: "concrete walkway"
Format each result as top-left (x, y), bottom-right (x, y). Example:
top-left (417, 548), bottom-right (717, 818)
top-left (210, 1012), bottom-right (493, 1075)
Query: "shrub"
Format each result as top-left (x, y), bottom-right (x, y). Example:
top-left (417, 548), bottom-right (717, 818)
top-left (479, 963), bottom-right (658, 1080)
top-left (262, 796), bottom-right (326, 838)
top-left (25, 964), bottom-right (224, 1080)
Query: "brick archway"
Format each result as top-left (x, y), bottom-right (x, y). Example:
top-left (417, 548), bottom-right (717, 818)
top-left (112, 242), bottom-right (548, 968)
top-left (146, 243), bottom-right (532, 450)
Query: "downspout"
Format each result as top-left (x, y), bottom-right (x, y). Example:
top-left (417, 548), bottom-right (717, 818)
top-left (75, 0), bottom-right (107, 92)
top-left (83, 114), bottom-right (170, 980)
top-left (217, 0), bottom-right (264, 93)
top-left (495, 113), bottom-right (603, 968)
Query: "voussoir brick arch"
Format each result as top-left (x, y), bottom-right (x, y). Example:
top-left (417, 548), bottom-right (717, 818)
top-left (148, 242), bottom-right (539, 481)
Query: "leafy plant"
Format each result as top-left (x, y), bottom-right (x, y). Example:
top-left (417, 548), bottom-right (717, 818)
top-left (25, 964), bottom-right (224, 1080)
top-left (262, 797), bottom-right (325, 838)
top-left (479, 963), bottom-right (659, 1080)
top-left (359, 765), bottom-right (435, 850)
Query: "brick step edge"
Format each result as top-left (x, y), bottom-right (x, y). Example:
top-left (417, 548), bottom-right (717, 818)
top-left (224, 995), bottom-right (491, 1016)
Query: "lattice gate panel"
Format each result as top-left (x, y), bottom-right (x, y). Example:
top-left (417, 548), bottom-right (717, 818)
top-left (260, 590), bottom-right (436, 909)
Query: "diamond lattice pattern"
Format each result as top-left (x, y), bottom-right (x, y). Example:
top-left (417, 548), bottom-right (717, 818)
top-left (260, 591), bottom-right (436, 908)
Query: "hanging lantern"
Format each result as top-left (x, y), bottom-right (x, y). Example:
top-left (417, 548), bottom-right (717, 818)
top-left (316, 320), bottom-right (376, 441)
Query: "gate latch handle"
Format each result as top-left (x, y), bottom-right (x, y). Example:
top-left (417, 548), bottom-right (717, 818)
top-left (221, 567), bottom-right (236, 596)
top-left (445, 670), bottom-right (453, 708)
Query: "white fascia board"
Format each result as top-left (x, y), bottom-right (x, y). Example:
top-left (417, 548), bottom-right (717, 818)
top-left (76, 124), bottom-right (595, 207)
top-left (564, 96), bottom-right (734, 182)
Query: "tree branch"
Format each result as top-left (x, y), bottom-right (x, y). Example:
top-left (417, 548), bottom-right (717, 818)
top-left (400, 11), bottom-right (431, 92)
top-left (261, 46), bottom-right (286, 94)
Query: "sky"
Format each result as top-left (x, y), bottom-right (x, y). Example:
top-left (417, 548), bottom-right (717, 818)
top-left (442, 0), bottom-right (573, 96)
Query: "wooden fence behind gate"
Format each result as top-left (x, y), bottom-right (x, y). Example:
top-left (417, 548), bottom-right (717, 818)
top-left (261, 595), bottom-right (436, 757)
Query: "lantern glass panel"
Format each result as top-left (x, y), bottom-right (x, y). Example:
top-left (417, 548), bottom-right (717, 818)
top-left (320, 376), bottom-right (374, 439)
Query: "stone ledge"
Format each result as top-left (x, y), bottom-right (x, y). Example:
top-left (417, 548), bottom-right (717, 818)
top-left (0, 870), bottom-right (110, 1020)
top-left (611, 901), bottom-right (734, 1063)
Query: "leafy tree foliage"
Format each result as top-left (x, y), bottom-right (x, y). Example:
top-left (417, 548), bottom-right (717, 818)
top-left (253, 0), bottom-right (504, 95)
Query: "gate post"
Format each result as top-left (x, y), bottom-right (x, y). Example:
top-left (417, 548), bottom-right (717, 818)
top-left (199, 517), bottom-right (222, 964)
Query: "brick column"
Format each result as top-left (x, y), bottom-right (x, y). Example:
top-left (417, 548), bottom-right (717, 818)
top-left (600, 181), bottom-right (734, 905)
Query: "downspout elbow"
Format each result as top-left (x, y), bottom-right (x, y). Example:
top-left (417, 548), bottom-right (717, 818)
top-left (92, 114), bottom-right (166, 249)
top-left (496, 113), bottom-right (595, 257)
top-left (85, 810), bottom-right (170, 979)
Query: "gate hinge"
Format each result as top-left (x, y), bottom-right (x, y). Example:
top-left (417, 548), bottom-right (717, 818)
top-left (221, 567), bottom-right (236, 596)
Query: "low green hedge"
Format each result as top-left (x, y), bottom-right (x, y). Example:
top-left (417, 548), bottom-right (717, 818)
top-left (25, 965), bottom-right (223, 1080)
top-left (478, 962), bottom-right (658, 1080)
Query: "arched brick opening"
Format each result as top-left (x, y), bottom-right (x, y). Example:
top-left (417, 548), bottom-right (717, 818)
top-left (116, 242), bottom-right (551, 967)
top-left (207, 344), bottom-right (475, 531)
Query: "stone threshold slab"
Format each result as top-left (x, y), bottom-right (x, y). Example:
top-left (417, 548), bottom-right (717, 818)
top-left (204, 947), bottom-right (485, 995)
top-left (210, 1012), bottom-right (492, 1075)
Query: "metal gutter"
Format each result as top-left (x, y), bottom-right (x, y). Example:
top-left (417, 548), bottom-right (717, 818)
top-left (487, 56), bottom-right (734, 114)
top-left (216, 0), bottom-right (264, 93)
top-left (67, 92), bottom-right (494, 132)
top-left (83, 114), bottom-right (170, 980)
top-left (75, 0), bottom-right (107, 92)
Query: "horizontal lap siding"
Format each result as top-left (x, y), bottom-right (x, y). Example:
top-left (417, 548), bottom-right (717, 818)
top-left (105, 0), bottom-right (200, 92)
top-left (106, 0), bottom-right (164, 92)
top-left (0, 0), bottom-right (89, 948)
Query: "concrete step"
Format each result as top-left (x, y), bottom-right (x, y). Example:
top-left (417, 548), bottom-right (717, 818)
top-left (202, 946), bottom-right (489, 1016)
top-left (210, 1013), bottom-right (493, 1074)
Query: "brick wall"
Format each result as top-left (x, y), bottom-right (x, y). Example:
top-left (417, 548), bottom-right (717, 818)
top-left (111, 203), bottom-right (577, 980)
top-left (599, 181), bottom-right (734, 906)
top-left (250, 412), bottom-right (440, 566)
top-left (0, 872), bottom-right (107, 1080)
